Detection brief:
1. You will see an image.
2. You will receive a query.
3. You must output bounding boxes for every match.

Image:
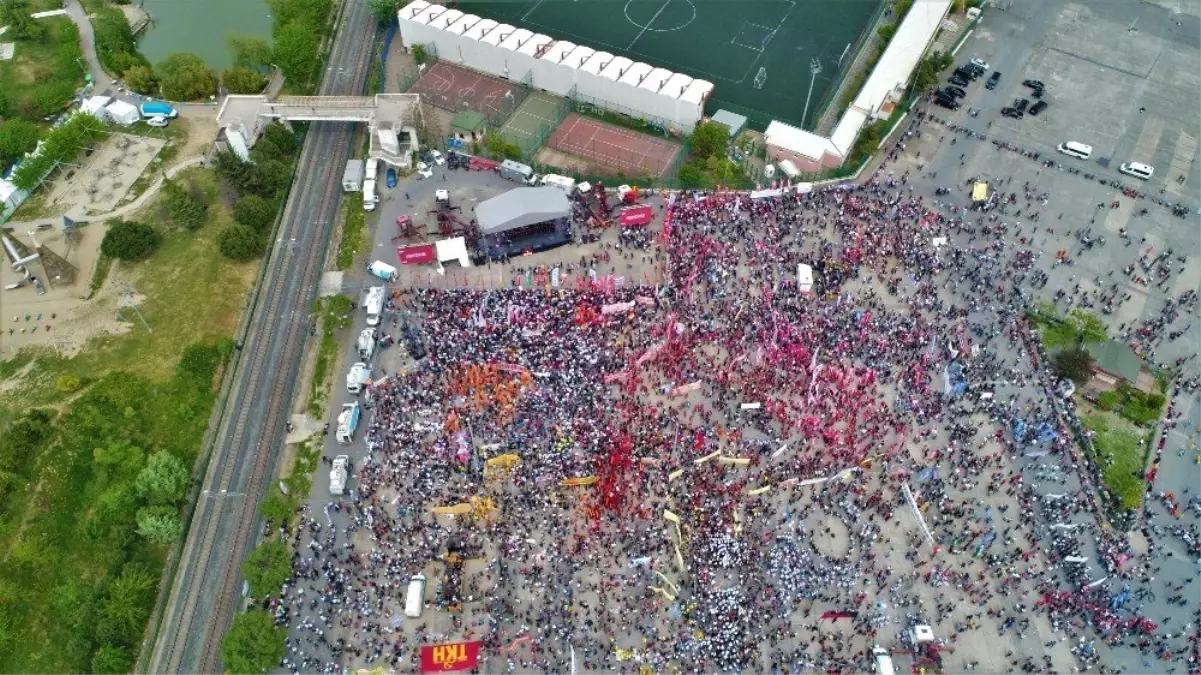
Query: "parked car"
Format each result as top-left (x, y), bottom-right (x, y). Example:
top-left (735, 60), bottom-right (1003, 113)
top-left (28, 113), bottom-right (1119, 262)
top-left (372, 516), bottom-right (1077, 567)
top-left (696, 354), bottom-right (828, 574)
top-left (986, 72), bottom-right (1001, 90)
top-left (416, 162), bottom-right (433, 179)
top-left (960, 63), bottom-right (984, 79)
top-left (971, 58), bottom-right (990, 70)
top-left (1001, 107), bottom-right (1023, 119)
top-left (1030, 86), bottom-right (1045, 99)
top-left (1028, 100), bottom-right (1049, 116)
top-left (935, 95), bottom-right (961, 110)
top-left (949, 74), bottom-right (970, 88)
top-left (429, 150), bottom-right (445, 166)
top-left (385, 166), bottom-right (397, 188)
top-left (146, 116), bottom-right (169, 128)
top-left (944, 85), bottom-right (967, 99)
top-left (953, 67), bottom-right (977, 82)
top-left (1022, 79), bottom-right (1045, 89)
top-left (1015, 98), bottom-right (1030, 113)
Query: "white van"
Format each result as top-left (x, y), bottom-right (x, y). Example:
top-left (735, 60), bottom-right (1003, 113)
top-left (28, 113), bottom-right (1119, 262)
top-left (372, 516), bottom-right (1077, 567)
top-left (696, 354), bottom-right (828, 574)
top-left (1056, 141), bottom-right (1092, 160)
top-left (1118, 161), bottom-right (1154, 180)
top-left (404, 574), bottom-right (426, 618)
top-left (872, 647), bottom-right (896, 675)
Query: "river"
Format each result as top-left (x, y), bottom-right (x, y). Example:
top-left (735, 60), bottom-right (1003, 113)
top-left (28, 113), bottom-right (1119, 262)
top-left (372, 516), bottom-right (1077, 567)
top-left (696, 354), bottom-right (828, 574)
top-left (136, 0), bottom-right (273, 70)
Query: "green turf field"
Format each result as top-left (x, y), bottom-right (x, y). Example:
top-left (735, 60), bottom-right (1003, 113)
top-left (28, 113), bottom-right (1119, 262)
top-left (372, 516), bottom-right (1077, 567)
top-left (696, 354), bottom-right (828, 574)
top-left (456, 0), bottom-right (883, 129)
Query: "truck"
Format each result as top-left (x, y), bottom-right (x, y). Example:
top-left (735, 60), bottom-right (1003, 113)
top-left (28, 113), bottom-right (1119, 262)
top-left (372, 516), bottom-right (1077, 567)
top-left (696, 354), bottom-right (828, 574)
top-left (777, 159), bottom-right (800, 180)
top-left (539, 173), bottom-right (576, 193)
top-left (356, 327), bottom-right (377, 361)
top-left (329, 454), bottom-right (349, 495)
top-left (365, 157), bottom-right (379, 183)
top-left (335, 402), bottom-right (361, 445)
top-left (347, 362), bottom-right (371, 394)
top-left (499, 159), bottom-right (536, 184)
top-left (363, 286), bottom-right (385, 327)
top-left (343, 160), bottom-right (364, 192)
top-left (363, 178), bottom-right (378, 211)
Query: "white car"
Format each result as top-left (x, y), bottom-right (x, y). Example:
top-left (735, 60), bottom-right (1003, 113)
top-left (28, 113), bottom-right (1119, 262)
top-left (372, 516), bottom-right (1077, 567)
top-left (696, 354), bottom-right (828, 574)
top-left (416, 162), bottom-right (433, 179)
top-left (146, 116), bottom-right (169, 128)
top-left (970, 58), bottom-right (990, 71)
top-left (429, 150), bottom-right (445, 165)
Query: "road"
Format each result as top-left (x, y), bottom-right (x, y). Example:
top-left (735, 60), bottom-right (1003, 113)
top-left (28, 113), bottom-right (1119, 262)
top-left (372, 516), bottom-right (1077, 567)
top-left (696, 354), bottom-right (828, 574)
top-left (145, 0), bottom-right (378, 672)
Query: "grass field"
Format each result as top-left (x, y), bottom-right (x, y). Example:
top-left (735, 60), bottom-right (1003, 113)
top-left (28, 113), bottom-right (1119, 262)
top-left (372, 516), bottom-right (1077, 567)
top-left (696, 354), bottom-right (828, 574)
top-left (457, 0), bottom-right (879, 127)
top-left (0, 16), bottom-right (85, 123)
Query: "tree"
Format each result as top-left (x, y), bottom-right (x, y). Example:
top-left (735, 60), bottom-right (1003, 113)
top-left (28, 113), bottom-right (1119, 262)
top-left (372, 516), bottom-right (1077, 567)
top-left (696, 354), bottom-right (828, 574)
top-left (1067, 309), bottom-right (1107, 346)
top-left (260, 122), bottom-right (296, 156)
top-left (91, 645), bottom-right (133, 675)
top-left (411, 44), bottom-right (429, 66)
top-left (243, 159), bottom-right (292, 198)
top-left (218, 225), bottom-right (266, 261)
top-left (0, 119), bottom-right (42, 165)
top-left (272, 22), bottom-right (321, 86)
top-left (93, 440), bottom-right (146, 485)
top-left (0, 0), bottom-right (45, 41)
top-left (55, 374), bottom-right (82, 394)
top-left (136, 451), bottom-right (190, 505)
top-left (1053, 347), bottom-right (1095, 386)
top-left (100, 565), bottom-right (157, 638)
top-left (367, 0), bottom-right (398, 23)
top-left (136, 506), bottom-right (182, 543)
top-left (155, 52), bottom-right (219, 101)
top-left (242, 540), bottom-right (292, 598)
top-left (691, 121), bottom-right (729, 161)
top-left (258, 494), bottom-right (295, 527)
top-left (234, 195), bottom-right (277, 233)
top-left (222, 610), bottom-right (286, 674)
top-left (228, 35), bottom-right (273, 70)
top-left (223, 66), bottom-right (268, 94)
top-left (123, 65), bottom-right (158, 95)
top-left (101, 219), bottom-right (160, 261)
top-left (161, 180), bottom-right (207, 230)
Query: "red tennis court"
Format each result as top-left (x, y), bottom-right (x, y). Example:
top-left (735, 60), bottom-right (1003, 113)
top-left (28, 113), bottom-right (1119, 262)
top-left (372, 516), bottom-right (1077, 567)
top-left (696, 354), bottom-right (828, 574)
top-left (547, 113), bottom-right (681, 177)
top-left (408, 61), bottom-right (524, 122)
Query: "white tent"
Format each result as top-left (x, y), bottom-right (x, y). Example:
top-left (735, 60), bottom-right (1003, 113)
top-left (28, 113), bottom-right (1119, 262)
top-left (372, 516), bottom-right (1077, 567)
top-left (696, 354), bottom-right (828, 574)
top-left (81, 95), bottom-right (112, 120)
top-left (797, 263), bottom-right (814, 294)
top-left (105, 100), bottom-right (140, 126)
top-left (434, 236), bottom-right (472, 273)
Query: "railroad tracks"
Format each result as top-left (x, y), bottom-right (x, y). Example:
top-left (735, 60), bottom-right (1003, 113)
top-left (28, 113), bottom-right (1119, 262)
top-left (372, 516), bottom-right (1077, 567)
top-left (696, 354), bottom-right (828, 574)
top-left (147, 0), bottom-right (376, 672)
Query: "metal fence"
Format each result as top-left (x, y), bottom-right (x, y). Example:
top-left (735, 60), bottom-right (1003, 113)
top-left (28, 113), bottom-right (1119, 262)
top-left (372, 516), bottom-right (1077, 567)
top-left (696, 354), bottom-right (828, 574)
top-left (395, 42), bottom-right (439, 93)
top-left (499, 94), bottom-right (571, 160)
top-left (811, 0), bottom-right (890, 128)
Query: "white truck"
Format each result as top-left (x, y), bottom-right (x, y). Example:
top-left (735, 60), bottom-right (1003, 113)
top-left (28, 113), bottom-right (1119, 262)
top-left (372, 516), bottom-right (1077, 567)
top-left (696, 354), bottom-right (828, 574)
top-left (363, 286), bottom-right (385, 327)
top-left (342, 160), bottom-right (364, 192)
top-left (539, 173), bottom-right (577, 193)
top-left (365, 157), bottom-right (379, 183)
top-left (329, 454), bottom-right (349, 496)
top-left (335, 402), bottom-right (361, 445)
top-left (347, 362), bottom-right (371, 394)
top-left (363, 178), bottom-right (377, 211)
top-left (356, 327), bottom-right (377, 361)
top-left (499, 159), bottom-right (536, 185)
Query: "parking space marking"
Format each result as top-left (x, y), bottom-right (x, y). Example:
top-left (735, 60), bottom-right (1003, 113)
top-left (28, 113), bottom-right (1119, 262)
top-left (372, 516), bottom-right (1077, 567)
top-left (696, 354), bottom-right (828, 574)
top-left (1164, 131), bottom-right (1196, 197)
top-left (1131, 117), bottom-right (1163, 164)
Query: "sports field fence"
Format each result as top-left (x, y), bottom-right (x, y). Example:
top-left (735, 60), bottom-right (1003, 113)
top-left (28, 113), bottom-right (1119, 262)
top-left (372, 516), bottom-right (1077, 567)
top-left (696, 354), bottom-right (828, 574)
top-left (395, 42), bottom-right (438, 93)
top-left (569, 91), bottom-right (679, 137)
top-left (499, 88), bottom-right (572, 160)
top-left (810, 0), bottom-right (890, 128)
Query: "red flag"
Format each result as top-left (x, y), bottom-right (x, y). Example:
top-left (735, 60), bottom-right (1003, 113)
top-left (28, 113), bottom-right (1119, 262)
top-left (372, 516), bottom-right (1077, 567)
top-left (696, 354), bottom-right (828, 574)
top-left (420, 641), bottom-right (482, 673)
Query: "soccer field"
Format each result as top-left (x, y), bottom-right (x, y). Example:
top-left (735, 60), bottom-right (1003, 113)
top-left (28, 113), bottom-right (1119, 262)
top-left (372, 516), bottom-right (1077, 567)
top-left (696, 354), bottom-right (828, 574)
top-left (455, 0), bottom-right (882, 128)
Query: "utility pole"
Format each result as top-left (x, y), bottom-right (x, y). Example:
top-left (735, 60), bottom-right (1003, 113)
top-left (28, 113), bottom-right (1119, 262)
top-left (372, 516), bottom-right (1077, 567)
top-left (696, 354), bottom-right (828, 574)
top-left (801, 58), bottom-right (823, 130)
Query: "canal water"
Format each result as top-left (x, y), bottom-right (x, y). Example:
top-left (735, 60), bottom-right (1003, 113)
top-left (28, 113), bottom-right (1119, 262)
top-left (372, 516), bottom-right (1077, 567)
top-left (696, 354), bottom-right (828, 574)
top-left (136, 0), bottom-right (273, 70)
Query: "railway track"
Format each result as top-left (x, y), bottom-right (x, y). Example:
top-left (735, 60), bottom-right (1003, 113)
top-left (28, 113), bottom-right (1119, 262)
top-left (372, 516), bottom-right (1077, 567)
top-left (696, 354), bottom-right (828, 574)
top-left (147, 0), bottom-right (376, 671)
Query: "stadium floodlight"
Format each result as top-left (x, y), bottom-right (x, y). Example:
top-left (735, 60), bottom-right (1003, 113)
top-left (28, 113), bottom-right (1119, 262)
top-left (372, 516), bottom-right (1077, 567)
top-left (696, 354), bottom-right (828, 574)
top-left (801, 58), bottom-right (823, 130)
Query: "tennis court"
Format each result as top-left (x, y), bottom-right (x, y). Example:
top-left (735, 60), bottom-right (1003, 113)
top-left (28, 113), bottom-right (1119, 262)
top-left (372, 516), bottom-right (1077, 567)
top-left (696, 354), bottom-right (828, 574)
top-left (546, 113), bottom-right (681, 177)
top-left (409, 61), bottom-right (529, 123)
top-left (499, 91), bottom-right (570, 155)
top-left (457, 0), bottom-right (881, 128)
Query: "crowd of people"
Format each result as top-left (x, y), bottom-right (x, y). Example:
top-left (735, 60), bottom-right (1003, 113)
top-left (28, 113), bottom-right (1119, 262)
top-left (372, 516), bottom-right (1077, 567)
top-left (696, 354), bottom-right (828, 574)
top-left (270, 102), bottom-right (1200, 675)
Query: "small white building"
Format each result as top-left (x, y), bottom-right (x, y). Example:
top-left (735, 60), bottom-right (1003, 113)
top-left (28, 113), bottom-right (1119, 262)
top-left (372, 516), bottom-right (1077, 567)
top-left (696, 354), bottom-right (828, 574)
top-left (105, 100), bottom-right (140, 126)
top-left (81, 95), bottom-right (112, 121)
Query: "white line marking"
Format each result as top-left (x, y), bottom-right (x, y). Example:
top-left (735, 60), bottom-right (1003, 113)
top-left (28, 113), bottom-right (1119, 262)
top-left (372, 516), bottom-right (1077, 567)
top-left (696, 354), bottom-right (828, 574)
top-left (521, 0), bottom-right (548, 21)
top-left (736, 0), bottom-right (795, 84)
top-left (628, 0), bottom-right (673, 50)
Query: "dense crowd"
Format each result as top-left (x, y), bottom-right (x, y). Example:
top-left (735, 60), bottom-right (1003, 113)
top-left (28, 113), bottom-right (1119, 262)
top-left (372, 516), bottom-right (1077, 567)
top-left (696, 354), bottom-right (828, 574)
top-left (271, 104), bottom-right (1200, 675)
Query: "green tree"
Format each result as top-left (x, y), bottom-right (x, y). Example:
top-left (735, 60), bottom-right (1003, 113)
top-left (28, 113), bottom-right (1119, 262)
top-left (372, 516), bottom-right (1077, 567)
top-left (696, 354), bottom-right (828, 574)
top-left (218, 225), bottom-right (266, 261)
top-left (160, 180), bottom-right (207, 230)
top-left (244, 159), bottom-right (292, 198)
top-left (268, 0), bottom-right (331, 32)
top-left (223, 65), bottom-right (268, 94)
top-left (228, 35), bottom-right (273, 69)
top-left (260, 122), bottom-right (297, 156)
top-left (1067, 309), bottom-right (1107, 346)
top-left (55, 374), bottom-right (82, 393)
top-left (100, 219), bottom-right (160, 261)
top-left (1053, 347), bottom-right (1095, 386)
top-left (136, 451), bottom-right (190, 505)
top-left (0, 119), bottom-right (42, 165)
top-left (411, 44), bottom-right (429, 65)
top-left (272, 22), bottom-right (321, 85)
top-left (223, 610), bottom-right (286, 674)
top-left (0, 0), bottom-right (46, 41)
top-left (91, 645), bottom-right (134, 675)
top-left (123, 65), bottom-right (158, 95)
top-left (242, 540), bottom-right (292, 598)
top-left (691, 120), bottom-right (729, 161)
top-left (93, 440), bottom-right (147, 485)
top-left (234, 195), bottom-right (277, 233)
top-left (259, 494), bottom-right (295, 527)
top-left (155, 52), bottom-right (219, 101)
top-left (100, 565), bottom-right (157, 638)
top-left (136, 505), bottom-right (182, 543)
top-left (367, 0), bottom-right (399, 23)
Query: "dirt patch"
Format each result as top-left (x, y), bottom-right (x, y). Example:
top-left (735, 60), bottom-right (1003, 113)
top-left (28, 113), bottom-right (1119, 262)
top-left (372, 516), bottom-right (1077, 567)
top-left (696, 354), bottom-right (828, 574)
top-left (534, 146), bottom-right (609, 178)
top-left (173, 110), bottom-right (219, 161)
top-left (43, 133), bottom-right (166, 216)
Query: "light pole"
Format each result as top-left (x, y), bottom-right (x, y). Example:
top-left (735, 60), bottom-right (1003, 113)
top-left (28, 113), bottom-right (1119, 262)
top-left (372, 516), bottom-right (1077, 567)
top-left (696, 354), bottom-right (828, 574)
top-left (801, 58), bottom-right (823, 130)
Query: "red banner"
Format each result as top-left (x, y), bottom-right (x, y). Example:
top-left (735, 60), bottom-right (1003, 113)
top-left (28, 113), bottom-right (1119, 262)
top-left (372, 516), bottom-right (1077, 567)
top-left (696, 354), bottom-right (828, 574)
top-left (399, 244), bottom-right (436, 265)
top-left (420, 641), bottom-right (481, 673)
top-left (619, 204), bottom-right (654, 227)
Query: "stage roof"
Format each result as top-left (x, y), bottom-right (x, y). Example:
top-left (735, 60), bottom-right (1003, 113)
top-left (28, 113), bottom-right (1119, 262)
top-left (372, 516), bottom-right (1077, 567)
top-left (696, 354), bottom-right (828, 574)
top-left (475, 186), bottom-right (571, 235)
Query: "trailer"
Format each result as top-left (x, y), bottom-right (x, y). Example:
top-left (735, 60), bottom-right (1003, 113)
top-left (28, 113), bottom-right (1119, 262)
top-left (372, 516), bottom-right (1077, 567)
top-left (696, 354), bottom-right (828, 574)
top-left (329, 455), bottom-right (349, 495)
top-left (356, 327), bottom-right (377, 361)
top-left (365, 157), bottom-right (380, 183)
top-left (499, 159), bottom-right (536, 184)
top-left (343, 160), bottom-right (365, 192)
top-left (347, 362), bottom-right (371, 394)
top-left (363, 286), bottom-right (385, 327)
top-left (335, 402), bottom-right (361, 444)
top-left (363, 178), bottom-right (378, 211)
top-left (539, 173), bottom-right (576, 193)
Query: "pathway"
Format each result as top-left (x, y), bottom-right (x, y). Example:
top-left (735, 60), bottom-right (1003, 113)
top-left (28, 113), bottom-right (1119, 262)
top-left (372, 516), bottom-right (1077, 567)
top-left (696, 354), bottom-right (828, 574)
top-left (4, 155), bottom-right (208, 230)
top-left (61, 0), bottom-right (120, 93)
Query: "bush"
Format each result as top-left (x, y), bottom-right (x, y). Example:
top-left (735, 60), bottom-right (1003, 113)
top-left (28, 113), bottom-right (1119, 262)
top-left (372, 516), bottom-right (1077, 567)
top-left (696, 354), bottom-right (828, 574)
top-left (242, 540), bottom-right (292, 598)
top-left (222, 610), bottom-right (286, 674)
top-left (123, 65), bottom-right (158, 95)
top-left (136, 451), bottom-right (190, 505)
top-left (1097, 390), bottom-right (1121, 411)
top-left (55, 374), bottom-right (82, 394)
top-left (161, 180), bottom-right (208, 230)
top-left (222, 65), bottom-right (268, 94)
top-left (156, 52), bottom-right (219, 101)
top-left (135, 505), bottom-right (182, 543)
top-left (234, 195), bottom-right (277, 233)
top-left (9, 113), bottom-right (106, 190)
top-left (177, 343), bottom-right (223, 384)
top-left (100, 220), bottom-right (160, 261)
top-left (412, 43), bottom-right (429, 65)
top-left (92, 5), bottom-right (149, 77)
top-left (218, 224), bottom-right (266, 261)
top-left (0, 119), bottom-right (42, 165)
top-left (272, 21), bottom-right (321, 86)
